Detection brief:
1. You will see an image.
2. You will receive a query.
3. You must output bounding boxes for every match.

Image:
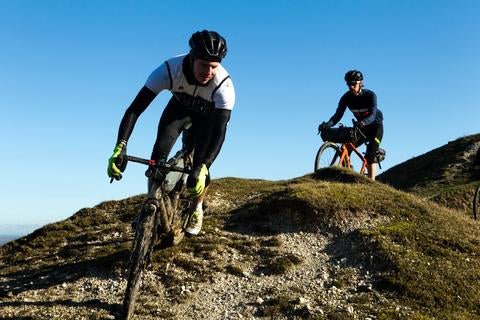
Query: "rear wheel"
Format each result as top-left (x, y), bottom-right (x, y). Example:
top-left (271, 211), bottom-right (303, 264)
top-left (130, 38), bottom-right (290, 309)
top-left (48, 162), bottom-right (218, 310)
top-left (122, 204), bottom-right (156, 320)
top-left (167, 193), bottom-right (192, 246)
top-left (315, 142), bottom-right (342, 171)
top-left (473, 185), bottom-right (480, 220)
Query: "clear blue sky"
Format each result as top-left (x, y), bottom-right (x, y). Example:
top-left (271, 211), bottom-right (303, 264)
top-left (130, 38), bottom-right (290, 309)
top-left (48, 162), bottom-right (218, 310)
top-left (1, 0), bottom-right (479, 230)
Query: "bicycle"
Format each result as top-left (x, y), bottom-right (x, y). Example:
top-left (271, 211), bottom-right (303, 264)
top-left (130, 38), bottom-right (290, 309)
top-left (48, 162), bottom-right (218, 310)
top-left (314, 123), bottom-right (385, 174)
top-left (119, 150), bottom-right (193, 320)
top-left (473, 185), bottom-right (479, 220)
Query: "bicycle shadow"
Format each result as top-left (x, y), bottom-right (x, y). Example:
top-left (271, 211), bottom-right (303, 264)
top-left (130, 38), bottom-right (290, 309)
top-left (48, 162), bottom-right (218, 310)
top-left (0, 249), bottom-right (128, 297)
top-left (0, 299), bottom-right (120, 317)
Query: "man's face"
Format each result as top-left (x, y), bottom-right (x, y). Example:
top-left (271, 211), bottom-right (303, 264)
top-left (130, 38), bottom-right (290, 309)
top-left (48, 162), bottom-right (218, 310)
top-left (193, 59), bottom-right (220, 84)
top-left (348, 81), bottom-right (362, 95)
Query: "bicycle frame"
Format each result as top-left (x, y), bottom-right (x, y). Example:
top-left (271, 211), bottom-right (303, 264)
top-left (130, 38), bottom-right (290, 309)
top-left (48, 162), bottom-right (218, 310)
top-left (337, 142), bottom-right (368, 175)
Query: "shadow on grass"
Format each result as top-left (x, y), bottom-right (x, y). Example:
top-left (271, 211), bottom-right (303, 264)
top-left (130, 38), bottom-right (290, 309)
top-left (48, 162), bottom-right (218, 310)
top-left (0, 299), bottom-right (122, 319)
top-left (0, 250), bottom-right (128, 297)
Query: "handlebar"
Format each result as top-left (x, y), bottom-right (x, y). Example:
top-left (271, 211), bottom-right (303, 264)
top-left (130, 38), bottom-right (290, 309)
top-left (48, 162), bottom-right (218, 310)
top-left (110, 154), bottom-right (192, 183)
top-left (126, 155), bottom-right (192, 174)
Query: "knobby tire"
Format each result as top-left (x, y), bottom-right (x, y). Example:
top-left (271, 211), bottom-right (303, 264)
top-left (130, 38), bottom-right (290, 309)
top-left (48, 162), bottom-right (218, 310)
top-left (473, 185), bottom-right (480, 220)
top-left (122, 205), bottom-right (156, 320)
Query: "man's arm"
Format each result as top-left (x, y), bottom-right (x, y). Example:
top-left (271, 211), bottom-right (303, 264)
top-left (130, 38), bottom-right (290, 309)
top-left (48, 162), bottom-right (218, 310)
top-left (194, 109), bottom-right (231, 169)
top-left (116, 61), bottom-right (172, 143)
top-left (116, 86), bottom-right (157, 143)
top-left (328, 94), bottom-right (348, 126)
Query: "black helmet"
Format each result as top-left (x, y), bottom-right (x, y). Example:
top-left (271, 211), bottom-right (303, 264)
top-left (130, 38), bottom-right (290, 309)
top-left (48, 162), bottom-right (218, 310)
top-left (344, 70), bottom-right (364, 83)
top-left (189, 30), bottom-right (227, 62)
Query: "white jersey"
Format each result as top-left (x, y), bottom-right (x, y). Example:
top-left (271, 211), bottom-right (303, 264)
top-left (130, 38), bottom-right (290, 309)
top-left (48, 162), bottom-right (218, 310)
top-left (145, 54), bottom-right (235, 112)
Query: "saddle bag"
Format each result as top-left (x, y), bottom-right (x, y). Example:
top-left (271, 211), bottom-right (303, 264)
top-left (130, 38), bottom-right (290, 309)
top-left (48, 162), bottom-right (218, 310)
top-left (375, 148), bottom-right (386, 163)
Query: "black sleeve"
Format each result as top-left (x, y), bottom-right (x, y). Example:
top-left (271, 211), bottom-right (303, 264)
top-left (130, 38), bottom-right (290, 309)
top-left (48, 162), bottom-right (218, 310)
top-left (195, 109), bottom-right (231, 169)
top-left (116, 86), bottom-right (157, 144)
top-left (329, 93), bottom-right (348, 126)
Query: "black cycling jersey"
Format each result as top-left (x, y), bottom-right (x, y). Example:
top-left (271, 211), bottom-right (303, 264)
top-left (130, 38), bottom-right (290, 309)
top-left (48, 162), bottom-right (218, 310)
top-left (329, 88), bottom-right (383, 127)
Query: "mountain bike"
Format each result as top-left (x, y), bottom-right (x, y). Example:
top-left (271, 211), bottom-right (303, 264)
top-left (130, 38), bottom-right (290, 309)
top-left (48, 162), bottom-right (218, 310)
top-left (473, 185), bottom-right (479, 220)
top-left (315, 123), bottom-right (385, 174)
top-left (120, 150), bottom-right (193, 320)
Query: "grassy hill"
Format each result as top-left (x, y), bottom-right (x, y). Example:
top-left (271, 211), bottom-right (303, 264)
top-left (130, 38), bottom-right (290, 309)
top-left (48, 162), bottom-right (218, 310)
top-left (379, 133), bottom-right (480, 214)
top-left (1, 168), bottom-right (479, 319)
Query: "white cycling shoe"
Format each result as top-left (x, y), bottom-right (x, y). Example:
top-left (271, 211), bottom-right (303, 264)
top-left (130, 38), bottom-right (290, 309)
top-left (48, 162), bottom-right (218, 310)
top-left (185, 208), bottom-right (203, 235)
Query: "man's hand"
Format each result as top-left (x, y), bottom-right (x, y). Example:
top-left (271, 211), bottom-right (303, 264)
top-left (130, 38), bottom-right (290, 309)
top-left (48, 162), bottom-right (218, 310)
top-left (107, 141), bottom-right (127, 180)
top-left (318, 121), bottom-right (331, 133)
top-left (356, 120), bottom-right (366, 129)
top-left (187, 164), bottom-right (209, 197)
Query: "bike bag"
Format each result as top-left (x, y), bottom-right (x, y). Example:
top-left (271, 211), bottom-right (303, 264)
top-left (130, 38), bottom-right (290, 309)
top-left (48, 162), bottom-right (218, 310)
top-left (321, 127), bottom-right (354, 143)
top-left (375, 148), bottom-right (386, 163)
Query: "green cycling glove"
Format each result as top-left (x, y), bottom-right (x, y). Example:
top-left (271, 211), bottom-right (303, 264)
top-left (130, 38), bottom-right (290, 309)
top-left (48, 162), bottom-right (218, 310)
top-left (187, 164), bottom-right (209, 197)
top-left (107, 141), bottom-right (127, 180)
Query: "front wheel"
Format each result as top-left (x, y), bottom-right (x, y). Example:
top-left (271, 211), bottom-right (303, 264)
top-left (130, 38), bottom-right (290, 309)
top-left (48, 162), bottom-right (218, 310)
top-left (122, 204), bottom-right (157, 320)
top-left (314, 142), bottom-right (342, 171)
top-left (473, 185), bottom-right (480, 220)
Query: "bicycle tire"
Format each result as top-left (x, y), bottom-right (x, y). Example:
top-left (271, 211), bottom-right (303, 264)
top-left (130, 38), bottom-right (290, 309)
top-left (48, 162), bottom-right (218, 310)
top-left (314, 142), bottom-right (342, 171)
top-left (168, 154), bottom-right (193, 245)
top-left (122, 204), bottom-right (157, 320)
top-left (473, 185), bottom-right (480, 220)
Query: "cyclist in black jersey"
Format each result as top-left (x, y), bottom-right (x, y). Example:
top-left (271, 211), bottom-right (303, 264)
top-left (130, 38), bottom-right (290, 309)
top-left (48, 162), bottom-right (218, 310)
top-left (107, 30), bottom-right (235, 235)
top-left (319, 70), bottom-right (384, 180)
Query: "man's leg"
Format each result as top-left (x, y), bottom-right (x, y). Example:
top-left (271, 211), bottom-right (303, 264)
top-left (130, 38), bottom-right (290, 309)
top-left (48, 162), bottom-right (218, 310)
top-left (367, 163), bottom-right (377, 180)
top-left (185, 177), bottom-right (210, 236)
top-left (132, 99), bottom-right (190, 229)
top-left (364, 123), bottom-right (383, 180)
top-left (151, 98), bottom-right (191, 161)
top-left (195, 186), bottom-right (208, 209)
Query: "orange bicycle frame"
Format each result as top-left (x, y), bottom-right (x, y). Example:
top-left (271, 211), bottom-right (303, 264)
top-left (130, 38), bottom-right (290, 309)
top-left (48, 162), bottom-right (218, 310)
top-left (337, 142), bottom-right (368, 175)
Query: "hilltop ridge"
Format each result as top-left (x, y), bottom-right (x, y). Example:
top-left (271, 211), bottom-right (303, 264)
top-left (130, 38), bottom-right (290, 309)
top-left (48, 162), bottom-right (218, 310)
top-left (379, 133), bottom-right (480, 212)
top-left (1, 166), bottom-right (479, 319)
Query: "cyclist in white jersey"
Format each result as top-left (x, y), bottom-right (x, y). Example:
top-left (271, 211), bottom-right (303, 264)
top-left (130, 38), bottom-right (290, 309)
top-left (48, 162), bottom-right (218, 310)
top-left (108, 30), bottom-right (235, 235)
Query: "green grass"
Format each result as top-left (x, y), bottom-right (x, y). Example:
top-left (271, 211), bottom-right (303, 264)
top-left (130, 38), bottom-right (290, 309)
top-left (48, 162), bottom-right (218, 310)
top-left (1, 166), bottom-right (480, 319)
top-left (379, 133), bottom-right (480, 214)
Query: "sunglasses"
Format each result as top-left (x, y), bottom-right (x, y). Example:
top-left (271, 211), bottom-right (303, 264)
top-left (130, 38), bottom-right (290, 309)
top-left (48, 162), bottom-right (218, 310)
top-left (347, 81), bottom-right (361, 86)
